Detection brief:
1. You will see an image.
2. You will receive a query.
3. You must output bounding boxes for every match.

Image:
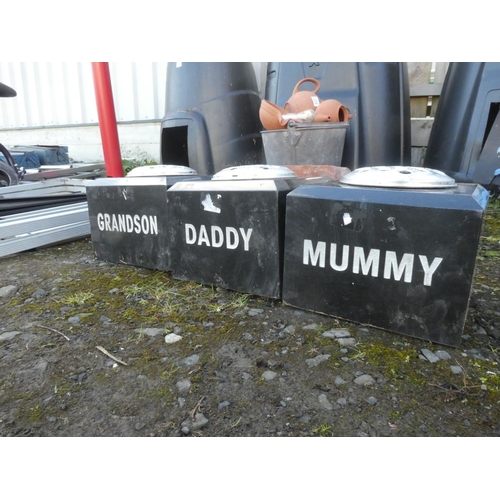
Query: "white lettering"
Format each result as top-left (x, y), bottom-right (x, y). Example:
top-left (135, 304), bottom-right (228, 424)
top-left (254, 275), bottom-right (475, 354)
top-left (211, 226), bottom-right (224, 248)
top-left (185, 223), bottom-right (196, 244)
top-left (97, 213), bottom-right (104, 231)
top-left (133, 215), bottom-right (141, 234)
top-left (303, 239), bottom-right (326, 268)
top-left (226, 227), bottom-right (239, 250)
top-left (330, 244), bottom-right (350, 271)
top-left (118, 214), bottom-right (126, 232)
top-left (184, 224), bottom-right (252, 250)
top-left (419, 255), bottom-right (443, 286)
top-left (383, 251), bottom-right (414, 283)
top-left (301, 239), bottom-right (443, 287)
top-left (239, 228), bottom-right (253, 252)
top-left (198, 225), bottom-right (210, 246)
top-left (96, 212), bottom-right (158, 235)
top-left (141, 215), bottom-right (149, 234)
top-left (149, 216), bottom-right (158, 235)
top-left (126, 214), bottom-right (134, 233)
top-left (353, 247), bottom-right (380, 277)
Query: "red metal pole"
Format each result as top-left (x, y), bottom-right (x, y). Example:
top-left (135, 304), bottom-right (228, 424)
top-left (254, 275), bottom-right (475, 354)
top-left (91, 62), bottom-right (124, 177)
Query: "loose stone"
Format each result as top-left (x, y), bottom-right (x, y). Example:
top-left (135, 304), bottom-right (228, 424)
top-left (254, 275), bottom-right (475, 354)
top-left (450, 365), bottom-right (464, 375)
top-left (318, 394), bottom-right (334, 410)
top-left (178, 354), bottom-right (200, 367)
top-left (302, 323), bottom-right (318, 331)
top-left (137, 328), bottom-right (164, 337)
top-left (435, 350), bottom-right (452, 360)
top-left (165, 333), bottom-right (182, 344)
top-left (322, 328), bottom-right (351, 339)
top-left (0, 285), bottom-right (17, 298)
top-left (261, 370), bottom-right (278, 381)
top-left (248, 309), bottom-right (263, 316)
top-left (354, 374), bottom-right (376, 386)
top-left (420, 349), bottom-right (440, 363)
top-left (335, 376), bottom-right (347, 385)
top-left (337, 338), bottom-right (356, 347)
top-left (234, 358), bottom-right (253, 369)
top-left (67, 313), bottom-right (92, 325)
top-left (0, 331), bottom-right (21, 342)
top-left (305, 354), bottom-right (331, 368)
top-left (365, 396), bottom-right (378, 406)
top-left (176, 378), bottom-right (191, 393)
top-left (192, 413), bottom-right (209, 430)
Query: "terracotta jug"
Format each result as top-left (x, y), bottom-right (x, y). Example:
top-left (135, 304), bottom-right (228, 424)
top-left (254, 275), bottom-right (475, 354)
top-left (314, 99), bottom-right (352, 123)
top-left (284, 78), bottom-right (323, 114)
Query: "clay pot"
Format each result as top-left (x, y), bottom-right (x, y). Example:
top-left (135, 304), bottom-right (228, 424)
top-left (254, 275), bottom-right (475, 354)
top-left (259, 100), bottom-right (287, 130)
top-left (284, 78), bottom-right (323, 114)
top-left (314, 99), bottom-right (352, 123)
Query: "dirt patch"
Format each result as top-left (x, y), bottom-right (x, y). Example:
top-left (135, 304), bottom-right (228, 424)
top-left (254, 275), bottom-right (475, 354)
top-left (1, 201), bottom-right (500, 437)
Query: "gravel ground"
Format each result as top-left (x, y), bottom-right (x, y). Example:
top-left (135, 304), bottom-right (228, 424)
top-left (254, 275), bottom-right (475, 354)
top-left (1, 201), bottom-right (500, 438)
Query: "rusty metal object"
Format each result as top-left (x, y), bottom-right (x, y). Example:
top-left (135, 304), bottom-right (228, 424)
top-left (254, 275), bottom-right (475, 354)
top-left (285, 165), bottom-right (351, 179)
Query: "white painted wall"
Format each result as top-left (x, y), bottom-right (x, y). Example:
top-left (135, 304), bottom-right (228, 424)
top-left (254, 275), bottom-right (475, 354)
top-left (0, 62), bottom-right (266, 164)
top-left (0, 122), bottom-right (162, 163)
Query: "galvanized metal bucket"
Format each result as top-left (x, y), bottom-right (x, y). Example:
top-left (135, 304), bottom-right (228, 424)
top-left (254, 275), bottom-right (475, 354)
top-left (261, 121), bottom-right (348, 166)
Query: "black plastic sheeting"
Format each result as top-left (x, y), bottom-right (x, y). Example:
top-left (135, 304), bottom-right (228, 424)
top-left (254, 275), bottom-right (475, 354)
top-left (423, 62), bottom-right (500, 186)
top-left (160, 62), bottom-right (263, 174)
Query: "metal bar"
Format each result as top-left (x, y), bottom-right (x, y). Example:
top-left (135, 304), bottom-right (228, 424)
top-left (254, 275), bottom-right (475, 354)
top-left (1, 201), bottom-right (88, 221)
top-left (23, 163), bottom-right (105, 181)
top-left (0, 202), bottom-right (89, 239)
top-left (0, 220), bottom-right (90, 258)
top-left (0, 178), bottom-right (89, 198)
top-left (0, 188), bottom-right (86, 199)
top-left (91, 62), bottom-right (124, 178)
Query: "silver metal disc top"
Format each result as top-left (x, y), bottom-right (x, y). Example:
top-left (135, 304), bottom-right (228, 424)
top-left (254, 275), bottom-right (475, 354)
top-left (212, 165), bottom-right (298, 180)
top-left (126, 165), bottom-right (198, 177)
top-left (340, 166), bottom-right (457, 189)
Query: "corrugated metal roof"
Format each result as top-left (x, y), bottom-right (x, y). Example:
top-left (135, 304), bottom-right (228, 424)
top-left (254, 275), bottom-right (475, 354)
top-left (0, 62), bottom-right (168, 129)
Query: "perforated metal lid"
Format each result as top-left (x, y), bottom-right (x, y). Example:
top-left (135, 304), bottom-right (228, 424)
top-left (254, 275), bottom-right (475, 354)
top-left (212, 165), bottom-right (298, 180)
top-left (340, 166), bottom-right (457, 189)
top-left (126, 165), bottom-right (198, 177)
